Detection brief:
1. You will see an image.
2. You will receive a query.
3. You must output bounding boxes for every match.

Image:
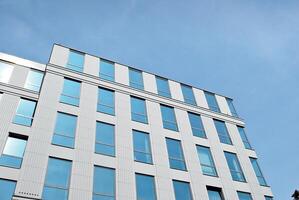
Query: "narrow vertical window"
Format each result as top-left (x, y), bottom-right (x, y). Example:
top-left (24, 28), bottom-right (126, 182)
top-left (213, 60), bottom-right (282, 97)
top-left (95, 122), bottom-right (115, 156)
top-left (13, 98), bottom-right (37, 126)
top-left (66, 50), bottom-right (84, 72)
top-left (52, 112), bottom-right (77, 148)
top-left (250, 158), bottom-right (268, 186)
top-left (97, 87), bottom-right (115, 115)
top-left (60, 78), bottom-right (81, 106)
top-left (0, 179), bottom-right (16, 200)
top-left (93, 166), bottom-right (115, 200)
top-left (224, 152), bottom-right (246, 182)
top-left (24, 70), bottom-right (44, 92)
top-left (0, 61), bottom-right (14, 83)
top-left (196, 146), bottom-right (217, 176)
top-left (160, 104), bottom-right (178, 131)
top-left (166, 138), bottom-right (186, 171)
top-left (131, 96), bottom-right (148, 124)
top-left (156, 76), bottom-right (171, 98)
top-left (204, 91), bottom-right (220, 112)
top-left (133, 130), bottom-right (153, 164)
top-left (207, 187), bottom-right (224, 200)
top-left (129, 68), bottom-right (144, 90)
top-left (135, 174), bottom-right (157, 200)
top-left (237, 126), bottom-right (252, 150)
top-left (99, 59), bottom-right (115, 81)
top-left (237, 192), bottom-right (253, 200)
top-left (214, 120), bottom-right (232, 145)
top-left (42, 157), bottom-right (72, 200)
top-left (226, 98), bottom-right (238, 117)
top-left (188, 112), bottom-right (206, 138)
top-left (181, 84), bottom-right (196, 105)
top-left (0, 133), bottom-right (27, 169)
top-left (173, 180), bottom-right (193, 200)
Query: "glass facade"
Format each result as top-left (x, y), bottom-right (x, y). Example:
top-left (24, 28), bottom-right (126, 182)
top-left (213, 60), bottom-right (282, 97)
top-left (250, 158), bottom-right (267, 186)
top-left (66, 50), bottom-right (84, 72)
top-left (13, 98), bottom-right (36, 126)
top-left (237, 126), bottom-right (252, 150)
top-left (224, 152), bottom-right (246, 182)
top-left (227, 98), bottom-right (238, 117)
top-left (160, 104), bottom-right (178, 131)
top-left (97, 87), bottom-right (115, 115)
top-left (60, 78), bottom-right (81, 106)
top-left (156, 76), bottom-right (171, 98)
top-left (99, 59), bottom-right (115, 81)
top-left (52, 112), bottom-right (77, 148)
top-left (131, 96), bottom-right (148, 124)
top-left (204, 91), bottom-right (220, 112)
top-left (166, 138), bottom-right (186, 171)
top-left (173, 180), bottom-right (193, 200)
top-left (237, 192), bottom-right (253, 200)
top-left (95, 122), bottom-right (115, 156)
top-left (24, 70), bottom-right (44, 92)
top-left (0, 179), bottom-right (16, 200)
top-left (0, 61), bottom-right (13, 83)
top-left (197, 146), bottom-right (217, 176)
top-left (188, 112), bottom-right (206, 138)
top-left (93, 166), bottom-right (115, 200)
top-left (129, 68), bottom-right (144, 90)
top-left (181, 84), bottom-right (196, 105)
top-left (214, 120), bottom-right (232, 145)
top-left (133, 130), bottom-right (153, 164)
top-left (135, 174), bottom-right (157, 200)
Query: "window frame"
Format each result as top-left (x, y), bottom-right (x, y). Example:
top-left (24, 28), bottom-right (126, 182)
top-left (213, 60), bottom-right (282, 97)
top-left (250, 157), bottom-right (268, 186)
top-left (60, 77), bottom-right (81, 107)
top-left (133, 130), bottom-right (153, 164)
top-left (204, 91), bottom-right (220, 112)
top-left (129, 68), bottom-right (144, 90)
top-left (13, 98), bottom-right (37, 127)
top-left (187, 112), bottom-right (206, 138)
top-left (181, 84), bottom-right (197, 105)
top-left (237, 191), bottom-right (253, 200)
top-left (166, 138), bottom-right (187, 171)
top-left (93, 165), bottom-right (116, 200)
top-left (196, 145), bottom-right (218, 177)
top-left (237, 126), bottom-right (252, 150)
top-left (206, 186), bottom-right (224, 200)
top-left (130, 96), bottom-right (148, 124)
top-left (24, 69), bottom-right (44, 92)
top-left (226, 98), bottom-right (238, 117)
top-left (0, 178), bottom-right (17, 200)
top-left (172, 180), bottom-right (194, 200)
top-left (95, 121), bottom-right (115, 157)
top-left (160, 104), bottom-right (179, 132)
top-left (66, 49), bottom-right (85, 72)
top-left (135, 173), bottom-right (157, 200)
top-left (97, 87), bottom-right (115, 116)
top-left (224, 151), bottom-right (246, 182)
top-left (99, 59), bottom-right (115, 82)
top-left (214, 119), bottom-right (232, 145)
top-left (156, 76), bottom-right (171, 98)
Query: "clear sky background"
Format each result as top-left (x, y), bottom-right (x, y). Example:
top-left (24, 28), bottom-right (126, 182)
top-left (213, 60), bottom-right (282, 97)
top-left (0, 0), bottom-right (298, 199)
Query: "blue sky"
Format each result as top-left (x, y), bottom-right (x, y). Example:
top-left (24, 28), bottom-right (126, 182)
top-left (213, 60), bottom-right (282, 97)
top-left (0, 0), bottom-right (298, 199)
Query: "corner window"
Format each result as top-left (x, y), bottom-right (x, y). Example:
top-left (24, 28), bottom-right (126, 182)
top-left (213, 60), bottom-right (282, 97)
top-left (250, 158), bottom-right (268, 186)
top-left (237, 126), bottom-right (252, 150)
top-left (173, 180), bottom-right (193, 200)
top-left (226, 98), bottom-right (238, 117)
top-left (207, 187), bottom-right (224, 200)
top-left (66, 50), bottom-right (84, 72)
top-left (0, 133), bottom-right (27, 169)
top-left (224, 152), bottom-right (246, 182)
top-left (214, 120), bottom-right (232, 145)
top-left (0, 179), bottom-right (16, 200)
top-left (133, 130), bottom-right (153, 164)
top-left (204, 91), bottom-right (220, 112)
top-left (60, 78), bottom-right (81, 106)
top-left (97, 87), bottom-right (115, 115)
top-left (131, 96), bottom-right (148, 124)
top-left (188, 112), bottom-right (206, 138)
top-left (237, 192), bottom-right (253, 200)
top-left (13, 98), bottom-right (37, 127)
top-left (197, 146), bottom-right (217, 176)
top-left (135, 174), bottom-right (157, 200)
top-left (129, 68), bottom-right (144, 90)
top-left (160, 104), bottom-right (178, 131)
top-left (24, 69), bottom-right (44, 92)
top-left (0, 61), bottom-right (14, 83)
top-left (93, 166), bottom-right (115, 200)
top-left (181, 84), bottom-right (196, 105)
top-left (95, 122), bottom-right (115, 156)
top-left (166, 138), bottom-right (186, 171)
top-left (99, 59), bottom-right (115, 81)
top-left (156, 76), bottom-right (171, 98)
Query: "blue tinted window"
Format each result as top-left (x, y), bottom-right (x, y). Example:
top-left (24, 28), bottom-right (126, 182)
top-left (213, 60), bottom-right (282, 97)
top-left (160, 105), bottom-right (178, 131)
top-left (0, 179), bottom-right (16, 200)
top-left (207, 188), bottom-right (223, 200)
top-left (224, 152), bottom-right (246, 182)
top-left (237, 126), bottom-right (252, 150)
top-left (43, 158), bottom-right (72, 200)
top-left (250, 158), bottom-right (267, 186)
top-left (265, 196), bottom-right (273, 200)
top-left (24, 70), bottom-right (44, 92)
top-left (166, 138), bottom-right (186, 171)
top-left (133, 130), bottom-right (152, 164)
top-left (129, 68), bottom-right (144, 90)
top-left (66, 50), bottom-right (84, 72)
top-left (131, 96), bottom-right (148, 124)
top-left (95, 122), bottom-right (115, 157)
top-left (227, 98), bottom-right (238, 117)
top-left (52, 112), bottom-right (77, 148)
top-left (181, 84), bottom-right (196, 105)
top-left (93, 166), bottom-right (115, 200)
top-left (188, 112), bottom-right (206, 138)
top-left (204, 92), bottom-right (220, 112)
top-left (237, 192), bottom-right (253, 200)
top-left (156, 76), bottom-right (171, 98)
top-left (173, 180), bottom-right (193, 200)
top-left (13, 98), bottom-right (36, 126)
top-left (60, 78), bottom-right (81, 106)
top-left (0, 134), bottom-right (27, 169)
top-left (214, 120), bottom-right (232, 145)
top-left (97, 87), bottom-right (115, 115)
top-left (100, 59), bottom-right (115, 81)
top-left (0, 61), bottom-right (14, 83)
top-left (197, 146), bottom-right (217, 176)
top-left (136, 174), bottom-right (157, 200)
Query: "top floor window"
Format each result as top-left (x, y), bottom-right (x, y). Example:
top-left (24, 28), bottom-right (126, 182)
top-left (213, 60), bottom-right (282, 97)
top-left (0, 61), bottom-right (14, 84)
top-left (156, 76), bottom-right (171, 98)
top-left (24, 69), bottom-right (44, 92)
top-left (99, 59), bottom-right (115, 81)
top-left (181, 84), bottom-right (196, 105)
top-left (13, 98), bottom-right (37, 127)
top-left (129, 68), bottom-right (144, 90)
top-left (227, 98), bottom-right (238, 117)
top-left (204, 91), bottom-right (220, 112)
top-left (66, 50), bottom-right (84, 72)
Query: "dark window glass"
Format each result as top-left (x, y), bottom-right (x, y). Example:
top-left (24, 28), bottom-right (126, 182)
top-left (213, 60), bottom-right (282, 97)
top-left (129, 68), bottom-right (144, 90)
top-left (13, 98), bottom-right (36, 126)
top-left (173, 180), bottom-right (193, 200)
top-left (265, 196), bottom-right (273, 200)
top-left (188, 112), bottom-right (206, 138)
top-left (100, 59), bottom-right (114, 81)
top-left (160, 105), bottom-right (178, 131)
top-left (197, 146), bottom-right (217, 176)
top-left (93, 166), bottom-right (115, 200)
top-left (250, 158), bottom-right (267, 186)
top-left (237, 126), bottom-right (252, 150)
top-left (227, 98), bottom-right (238, 117)
top-left (95, 122), bottom-right (115, 156)
top-left (136, 174), bottom-right (157, 200)
top-left (131, 96), bottom-right (148, 124)
top-left (237, 192), bottom-right (253, 200)
top-left (24, 70), bottom-right (44, 92)
top-left (97, 87), bottom-right (115, 115)
top-left (0, 179), bottom-right (16, 200)
top-left (204, 91), bottom-right (220, 112)
top-left (60, 78), bottom-right (81, 106)
top-left (0, 61), bottom-right (14, 83)
top-left (156, 76), bottom-right (171, 98)
top-left (166, 138), bottom-right (186, 171)
top-left (181, 84), bottom-right (196, 105)
top-left (214, 120), bottom-right (232, 145)
top-left (66, 50), bottom-right (84, 72)
top-left (224, 152), bottom-right (246, 182)
top-left (133, 130), bottom-right (152, 164)
top-left (207, 187), bottom-right (223, 200)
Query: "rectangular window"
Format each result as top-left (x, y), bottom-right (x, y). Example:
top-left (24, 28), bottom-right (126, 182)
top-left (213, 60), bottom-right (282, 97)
top-left (237, 126), bottom-right (252, 150)
top-left (43, 157), bottom-right (72, 200)
top-left (207, 187), bottom-right (224, 200)
top-left (250, 158), bottom-right (268, 186)
top-left (0, 133), bottom-right (27, 169)
top-left (214, 120), bottom-right (232, 145)
top-left (265, 196), bottom-right (273, 200)
top-left (196, 146), bottom-right (217, 176)
top-left (160, 104), bottom-right (178, 131)
top-left (224, 152), bottom-right (246, 182)
top-left (129, 68), bottom-right (144, 90)
top-left (93, 166), bottom-right (115, 200)
top-left (133, 130), bottom-right (153, 164)
top-left (99, 59), bottom-right (115, 81)
top-left (204, 91), bottom-right (220, 112)
top-left (13, 98), bottom-right (37, 126)
top-left (188, 112), bottom-right (206, 138)
top-left (60, 78), bottom-right (81, 106)
top-left (181, 84), bottom-right (197, 105)
top-left (227, 98), bottom-right (238, 117)
top-left (173, 180), bottom-right (193, 200)
top-left (131, 96), bottom-right (148, 124)
top-left (237, 192), bottom-right (253, 200)
top-left (52, 112), bottom-right (77, 148)
top-left (97, 87), bottom-right (115, 115)
top-left (0, 179), bottom-right (16, 200)
top-left (166, 138), bottom-right (186, 171)
top-left (24, 69), bottom-right (44, 92)
top-left (66, 50), bottom-right (84, 72)
top-left (95, 122), bottom-right (115, 157)
top-left (156, 76), bottom-right (171, 98)
top-left (0, 61), bottom-right (14, 83)
top-left (135, 174), bottom-right (157, 200)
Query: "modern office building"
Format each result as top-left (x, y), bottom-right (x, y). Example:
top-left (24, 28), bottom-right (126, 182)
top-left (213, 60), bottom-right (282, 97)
top-left (0, 44), bottom-right (273, 200)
